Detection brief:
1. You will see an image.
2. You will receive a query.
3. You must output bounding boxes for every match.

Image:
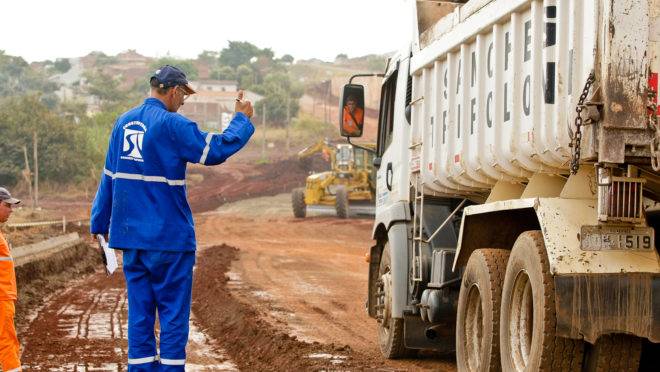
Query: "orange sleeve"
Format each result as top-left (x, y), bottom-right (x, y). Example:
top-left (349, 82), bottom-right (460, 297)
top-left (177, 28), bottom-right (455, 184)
top-left (0, 233), bottom-right (17, 301)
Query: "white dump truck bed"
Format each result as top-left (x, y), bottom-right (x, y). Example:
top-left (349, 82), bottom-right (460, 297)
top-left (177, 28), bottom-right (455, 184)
top-left (408, 0), bottom-right (659, 197)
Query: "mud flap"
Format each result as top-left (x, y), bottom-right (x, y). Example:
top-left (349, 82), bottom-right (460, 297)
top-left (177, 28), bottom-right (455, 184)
top-left (554, 273), bottom-right (660, 343)
top-left (403, 314), bottom-right (455, 352)
top-left (367, 244), bottom-right (381, 318)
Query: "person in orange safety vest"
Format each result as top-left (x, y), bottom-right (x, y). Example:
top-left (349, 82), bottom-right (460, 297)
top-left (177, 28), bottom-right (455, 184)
top-left (0, 187), bottom-right (21, 372)
top-left (342, 95), bottom-right (364, 136)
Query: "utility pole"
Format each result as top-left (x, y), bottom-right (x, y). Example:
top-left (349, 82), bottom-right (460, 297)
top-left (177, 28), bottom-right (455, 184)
top-left (286, 96), bottom-right (291, 154)
top-left (22, 146), bottom-right (34, 209)
top-left (33, 131), bottom-right (39, 208)
top-left (261, 104), bottom-right (267, 161)
top-left (324, 80), bottom-right (331, 124)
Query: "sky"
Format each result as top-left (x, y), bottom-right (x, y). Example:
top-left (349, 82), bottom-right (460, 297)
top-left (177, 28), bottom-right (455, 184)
top-left (0, 0), bottom-right (414, 63)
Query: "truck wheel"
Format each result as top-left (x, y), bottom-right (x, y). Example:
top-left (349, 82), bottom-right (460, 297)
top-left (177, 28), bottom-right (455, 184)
top-left (456, 249), bottom-right (510, 372)
top-left (376, 242), bottom-right (410, 358)
top-left (292, 188), bottom-right (306, 218)
top-left (584, 334), bottom-right (642, 372)
top-left (335, 186), bottom-right (349, 219)
top-left (500, 231), bottom-right (584, 372)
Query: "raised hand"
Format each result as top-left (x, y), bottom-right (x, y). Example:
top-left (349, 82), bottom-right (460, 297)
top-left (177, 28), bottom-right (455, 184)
top-left (235, 90), bottom-right (254, 118)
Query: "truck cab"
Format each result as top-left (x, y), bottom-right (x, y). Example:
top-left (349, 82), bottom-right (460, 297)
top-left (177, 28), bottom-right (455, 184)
top-left (340, 0), bottom-right (660, 369)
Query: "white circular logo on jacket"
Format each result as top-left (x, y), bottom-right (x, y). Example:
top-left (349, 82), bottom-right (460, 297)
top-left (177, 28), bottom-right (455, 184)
top-left (121, 121), bottom-right (147, 162)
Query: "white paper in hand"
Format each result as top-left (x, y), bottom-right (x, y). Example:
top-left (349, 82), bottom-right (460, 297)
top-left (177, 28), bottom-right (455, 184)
top-left (96, 235), bottom-right (118, 275)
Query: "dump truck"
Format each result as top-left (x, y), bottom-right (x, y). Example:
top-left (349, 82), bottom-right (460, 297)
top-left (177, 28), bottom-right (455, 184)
top-left (292, 140), bottom-right (375, 218)
top-left (340, 0), bottom-right (660, 370)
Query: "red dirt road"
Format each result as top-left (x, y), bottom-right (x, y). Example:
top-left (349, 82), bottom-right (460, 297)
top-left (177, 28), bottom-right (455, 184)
top-left (17, 158), bottom-right (456, 370)
top-left (196, 194), bottom-right (456, 371)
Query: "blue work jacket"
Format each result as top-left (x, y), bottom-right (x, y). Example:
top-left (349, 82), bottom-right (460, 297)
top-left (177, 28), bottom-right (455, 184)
top-left (90, 98), bottom-right (255, 251)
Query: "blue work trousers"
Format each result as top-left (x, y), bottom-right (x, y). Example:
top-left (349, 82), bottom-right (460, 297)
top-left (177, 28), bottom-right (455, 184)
top-left (122, 249), bottom-right (196, 371)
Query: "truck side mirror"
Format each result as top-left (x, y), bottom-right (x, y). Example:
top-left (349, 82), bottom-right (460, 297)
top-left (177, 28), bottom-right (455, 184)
top-left (339, 84), bottom-right (365, 138)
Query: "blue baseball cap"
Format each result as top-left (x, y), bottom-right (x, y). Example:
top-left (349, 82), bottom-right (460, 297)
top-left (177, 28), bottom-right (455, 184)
top-left (150, 65), bottom-right (196, 94)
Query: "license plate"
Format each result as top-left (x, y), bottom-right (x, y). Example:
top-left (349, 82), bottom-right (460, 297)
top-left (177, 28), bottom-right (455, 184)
top-left (580, 226), bottom-right (655, 251)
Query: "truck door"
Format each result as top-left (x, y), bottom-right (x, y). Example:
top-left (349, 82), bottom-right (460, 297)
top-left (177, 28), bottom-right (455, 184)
top-left (376, 58), bottom-right (412, 216)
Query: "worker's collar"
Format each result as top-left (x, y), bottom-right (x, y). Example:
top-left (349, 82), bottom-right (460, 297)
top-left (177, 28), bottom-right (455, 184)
top-left (144, 97), bottom-right (167, 110)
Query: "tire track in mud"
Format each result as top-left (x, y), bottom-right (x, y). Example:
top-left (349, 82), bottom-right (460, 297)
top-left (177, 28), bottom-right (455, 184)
top-left (21, 263), bottom-right (237, 370)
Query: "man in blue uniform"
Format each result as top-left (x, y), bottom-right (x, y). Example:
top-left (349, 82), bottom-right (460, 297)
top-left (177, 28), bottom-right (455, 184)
top-left (90, 65), bottom-right (254, 370)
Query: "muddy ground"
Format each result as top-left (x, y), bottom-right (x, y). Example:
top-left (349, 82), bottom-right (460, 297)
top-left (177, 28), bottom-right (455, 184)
top-left (193, 244), bottom-right (379, 370)
top-left (196, 194), bottom-right (455, 371)
top-left (12, 158), bottom-right (456, 370)
top-left (15, 242), bottom-right (100, 330)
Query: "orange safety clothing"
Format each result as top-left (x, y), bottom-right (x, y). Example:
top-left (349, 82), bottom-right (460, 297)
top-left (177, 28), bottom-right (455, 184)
top-left (342, 106), bottom-right (364, 136)
top-left (0, 300), bottom-right (20, 371)
top-left (0, 232), bottom-right (17, 301)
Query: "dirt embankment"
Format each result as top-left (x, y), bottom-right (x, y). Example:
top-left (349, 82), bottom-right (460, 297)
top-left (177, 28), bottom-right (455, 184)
top-left (187, 156), bottom-right (328, 213)
top-left (15, 242), bottom-right (101, 330)
top-left (192, 244), bottom-right (387, 370)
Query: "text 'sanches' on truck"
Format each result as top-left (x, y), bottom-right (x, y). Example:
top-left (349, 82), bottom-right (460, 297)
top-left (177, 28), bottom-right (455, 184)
top-left (339, 0), bottom-right (660, 370)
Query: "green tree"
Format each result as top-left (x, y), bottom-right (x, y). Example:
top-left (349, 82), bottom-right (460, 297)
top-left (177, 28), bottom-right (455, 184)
top-left (280, 54), bottom-right (294, 64)
top-left (219, 41), bottom-right (261, 69)
top-left (53, 58), bottom-right (71, 73)
top-left (0, 95), bottom-right (98, 185)
top-left (150, 57), bottom-right (199, 80)
top-left (83, 69), bottom-right (123, 105)
top-left (197, 50), bottom-right (219, 64)
top-left (236, 64), bottom-right (255, 89)
top-left (0, 51), bottom-right (59, 98)
top-left (253, 72), bottom-right (304, 126)
top-left (210, 65), bottom-right (236, 81)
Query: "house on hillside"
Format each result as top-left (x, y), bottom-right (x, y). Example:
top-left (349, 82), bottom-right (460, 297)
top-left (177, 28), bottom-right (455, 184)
top-left (179, 80), bottom-right (262, 130)
top-left (189, 80), bottom-right (238, 93)
top-left (106, 50), bottom-right (152, 89)
top-left (50, 58), bottom-right (103, 116)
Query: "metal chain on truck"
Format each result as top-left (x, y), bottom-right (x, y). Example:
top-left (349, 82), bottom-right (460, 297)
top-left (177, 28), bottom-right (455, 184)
top-left (648, 88), bottom-right (660, 171)
top-left (569, 71), bottom-right (596, 175)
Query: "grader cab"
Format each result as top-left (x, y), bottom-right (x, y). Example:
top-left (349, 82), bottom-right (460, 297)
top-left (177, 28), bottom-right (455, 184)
top-left (292, 141), bottom-right (375, 218)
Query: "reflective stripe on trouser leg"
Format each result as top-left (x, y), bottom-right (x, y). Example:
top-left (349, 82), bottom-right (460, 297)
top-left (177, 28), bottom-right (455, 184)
top-left (122, 249), bottom-right (159, 371)
top-left (145, 250), bottom-right (196, 370)
top-left (127, 355), bottom-right (159, 364)
top-left (160, 358), bottom-right (186, 365)
top-left (0, 300), bottom-right (21, 372)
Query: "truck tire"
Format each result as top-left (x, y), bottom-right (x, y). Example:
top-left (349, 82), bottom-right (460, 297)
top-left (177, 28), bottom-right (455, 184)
top-left (292, 188), bottom-right (306, 218)
top-left (376, 242), bottom-right (411, 358)
top-left (456, 249), bottom-right (510, 372)
top-left (500, 231), bottom-right (584, 372)
top-left (335, 186), bottom-right (349, 219)
top-left (584, 334), bottom-right (642, 372)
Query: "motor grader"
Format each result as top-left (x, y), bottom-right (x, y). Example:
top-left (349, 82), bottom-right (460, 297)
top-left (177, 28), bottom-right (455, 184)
top-left (292, 139), bottom-right (375, 218)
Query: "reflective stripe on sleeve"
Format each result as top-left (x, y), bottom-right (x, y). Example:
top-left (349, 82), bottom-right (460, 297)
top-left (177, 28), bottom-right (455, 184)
top-left (160, 358), bottom-right (186, 365)
top-left (127, 355), bottom-right (159, 364)
top-left (103, 169), bottom-right (185, 186)
top-left (199, 132), bottom-right (214, 165)
top-left (5, 367), bottom-right (21, 372)
top-left (0, 256), bottom-right (13, 261)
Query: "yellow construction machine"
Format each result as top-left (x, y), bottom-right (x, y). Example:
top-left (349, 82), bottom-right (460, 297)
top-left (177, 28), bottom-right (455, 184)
top-left (292, 139), bottom-right (375, 218)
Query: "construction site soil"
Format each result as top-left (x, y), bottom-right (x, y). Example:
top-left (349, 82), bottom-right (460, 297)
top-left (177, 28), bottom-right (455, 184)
top-left (187, 156), bottom-right (328, 213)
top-left (11, 158), bottom-right (456, 370)
top-left (193, 244), bottom-right (379, 370)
